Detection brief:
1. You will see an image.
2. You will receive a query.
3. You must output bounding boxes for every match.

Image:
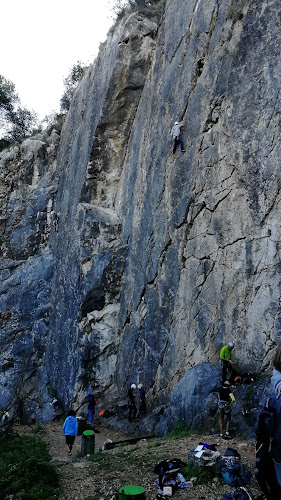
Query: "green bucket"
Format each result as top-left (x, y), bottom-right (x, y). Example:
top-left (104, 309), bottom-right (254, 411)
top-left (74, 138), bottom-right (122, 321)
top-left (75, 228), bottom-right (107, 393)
top-left (118, 485), bottom-right (146, 500)
top-left (81, 430), bottom-right (95, 456)
top-left (83, 430), bottom-right (94, 437)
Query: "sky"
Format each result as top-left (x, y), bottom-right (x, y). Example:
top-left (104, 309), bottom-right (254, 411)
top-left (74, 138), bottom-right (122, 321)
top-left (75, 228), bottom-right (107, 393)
top-left (0, 0), bottom-right (117, 120)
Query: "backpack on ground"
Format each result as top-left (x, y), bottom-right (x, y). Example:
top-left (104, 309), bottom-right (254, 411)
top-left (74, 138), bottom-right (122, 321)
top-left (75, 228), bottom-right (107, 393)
top-left (153, 458), bottom-right (186, 475)
top-left (221, 448), bottom-right (251, 487)
top-left (154, 458), bottom-right (186, 496)
top-left (221, 486), bottom-right (255, 499)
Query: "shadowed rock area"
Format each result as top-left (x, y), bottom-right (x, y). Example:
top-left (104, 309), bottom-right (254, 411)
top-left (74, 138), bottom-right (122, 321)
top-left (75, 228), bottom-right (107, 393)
top-left (0, 0), bottom-right (281, 434)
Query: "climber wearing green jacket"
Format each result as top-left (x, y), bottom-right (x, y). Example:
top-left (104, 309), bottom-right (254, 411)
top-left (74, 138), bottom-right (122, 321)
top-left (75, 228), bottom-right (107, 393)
top-left (220, 341), bottom-right (234, 383)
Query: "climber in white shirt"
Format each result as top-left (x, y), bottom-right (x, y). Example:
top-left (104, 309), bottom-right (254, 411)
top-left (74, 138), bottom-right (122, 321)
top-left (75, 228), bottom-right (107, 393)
top-left (171, 120), bottom-right (185, 154)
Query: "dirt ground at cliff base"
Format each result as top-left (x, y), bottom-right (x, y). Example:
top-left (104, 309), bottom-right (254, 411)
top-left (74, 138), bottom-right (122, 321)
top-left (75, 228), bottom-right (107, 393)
top-left (17, 421), bottom-right (262, 500)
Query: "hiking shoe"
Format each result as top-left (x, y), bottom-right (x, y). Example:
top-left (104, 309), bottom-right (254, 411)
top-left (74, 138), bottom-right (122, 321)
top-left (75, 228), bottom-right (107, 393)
top-left (181, 149), bottom-right (186, 152)
top-left (219, 433), bottom-right (223, 437)
top-left (68, 451), bottom-right (72, 456)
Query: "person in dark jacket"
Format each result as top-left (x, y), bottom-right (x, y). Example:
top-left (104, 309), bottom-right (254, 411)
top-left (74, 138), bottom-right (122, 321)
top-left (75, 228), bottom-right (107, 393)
top-left (87, 391), bottom-right (95, 424)
top-left (137, 383), bottom-right (146, 417)
top-left (255, 343), bottom-right (281, 498)
top-left (63, 409), bottom-right (78, 456)
top-left (128, 384), bottom-right (137, 421)
top-left (218, 380), bottom-right (235, 438)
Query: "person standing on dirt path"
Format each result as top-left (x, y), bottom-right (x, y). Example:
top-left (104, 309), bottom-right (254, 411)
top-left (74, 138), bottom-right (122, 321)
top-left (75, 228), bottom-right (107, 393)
top-left (171, 120), bottom-right (185, 154)
top-left (128, 384), bottom-right (137, 421)
top-left (137, 384), bottom-right (147, 417)
top-left (63, 409), bottom-right (78, 456)
top-left (87, 391), bottom-right (95, 424)
top-left (220, 341), bottom-right (235, 383)
top-left (255, 343), bottom-right (281, 498)
top-left (218, 380), bottom-right (235, 438)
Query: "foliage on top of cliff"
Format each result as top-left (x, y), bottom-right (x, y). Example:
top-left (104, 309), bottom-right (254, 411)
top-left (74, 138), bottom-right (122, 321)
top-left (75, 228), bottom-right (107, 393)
top-left (112, 0), bottom-right (166, 20)
top-left (60, 61), bottom-right (89, 112)
top-left (0, 74), bottom-right (39, 152)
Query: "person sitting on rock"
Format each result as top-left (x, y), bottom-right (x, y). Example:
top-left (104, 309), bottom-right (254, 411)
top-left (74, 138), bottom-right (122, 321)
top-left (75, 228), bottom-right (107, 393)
top-left (171, 120), bottom-right (185, 154)
top-left (220, 341), bottom-right (235, 383)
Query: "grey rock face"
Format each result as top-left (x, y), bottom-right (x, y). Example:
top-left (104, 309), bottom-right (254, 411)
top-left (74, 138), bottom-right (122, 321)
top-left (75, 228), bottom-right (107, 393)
top-left (1, 0), bottom-right (281, 433)
top-left (155, 363), bottom-right (220, 436)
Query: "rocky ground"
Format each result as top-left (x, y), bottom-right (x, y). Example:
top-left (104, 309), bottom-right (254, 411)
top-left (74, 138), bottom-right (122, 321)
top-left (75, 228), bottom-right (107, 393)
top-left (17, 420), bottom-right (263, 500)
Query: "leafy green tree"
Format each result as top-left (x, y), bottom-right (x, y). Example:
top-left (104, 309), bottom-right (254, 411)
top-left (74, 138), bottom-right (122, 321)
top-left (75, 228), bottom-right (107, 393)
top-left (60, 61), bottom-right (89, 112)
top-left (0, 74), bottom-right (39, 150)
top-left (8, 106), bottom-right (38, 141)
top-left (0, 75), bottom-right (18, 115)
top-left (112, 0), bottom-right (165, 17)
top-left (0, 75), bottom-right (19, 136)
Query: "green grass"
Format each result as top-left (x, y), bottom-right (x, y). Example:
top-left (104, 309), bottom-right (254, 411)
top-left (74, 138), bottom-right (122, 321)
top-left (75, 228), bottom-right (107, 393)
top-left (148, 439), bottom-right (162, 449)
top-left (88, 450), bottom-right (128, 472)
top-left (167, 421), bottom-right (191, 439)
top-left (0, 430), bottom-right (60, 499)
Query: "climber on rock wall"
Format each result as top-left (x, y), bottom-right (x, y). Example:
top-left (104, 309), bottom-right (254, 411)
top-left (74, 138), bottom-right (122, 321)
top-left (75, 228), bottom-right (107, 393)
top-left (220, 341), bottom-right (235, 383)
top-left (171, 120), bottom-right (186, 154)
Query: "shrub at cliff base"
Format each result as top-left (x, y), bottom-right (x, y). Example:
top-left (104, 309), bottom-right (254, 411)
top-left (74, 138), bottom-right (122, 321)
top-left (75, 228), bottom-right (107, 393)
top-left (167, 421), bottom-right (191, 439)
top-left (0, 430), bottom-right (60, 500)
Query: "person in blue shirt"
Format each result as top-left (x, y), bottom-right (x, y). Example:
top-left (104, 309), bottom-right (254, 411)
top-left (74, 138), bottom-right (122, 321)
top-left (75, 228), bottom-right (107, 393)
top-left (63, 409), bottom-right (78, 456)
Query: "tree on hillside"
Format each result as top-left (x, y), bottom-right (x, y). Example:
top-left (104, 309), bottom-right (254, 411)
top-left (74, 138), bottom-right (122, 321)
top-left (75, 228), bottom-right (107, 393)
top-left (60, 61), bottom-right (89, 112)
top-left (112, 0), bottom-right (165, 17)
top-left (0, 75), bottom-right (19, 123)
top-left (0, 74), bottom-right (39, 151)
top-left (8, 107), bottom-right (38, 142)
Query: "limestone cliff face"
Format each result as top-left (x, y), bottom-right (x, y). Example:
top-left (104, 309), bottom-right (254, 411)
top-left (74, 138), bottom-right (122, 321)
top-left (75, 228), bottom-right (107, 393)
top-left (1, 0), bottom-right (281, 431)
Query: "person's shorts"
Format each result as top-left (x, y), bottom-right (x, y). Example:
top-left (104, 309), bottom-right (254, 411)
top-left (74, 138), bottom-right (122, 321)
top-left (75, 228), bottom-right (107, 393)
top-left (218, 400), bottom-right (231, 414)
top-left (65, 435), bottom-right (75, 446)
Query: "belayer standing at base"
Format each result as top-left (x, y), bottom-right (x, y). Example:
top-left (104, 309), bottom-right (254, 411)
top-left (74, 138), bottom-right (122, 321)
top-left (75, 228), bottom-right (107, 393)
top-left (171, 121), bottom-right (185, 154)
top-left (87, 390), bottom-right (95, 424)
top-left (137, 384), bottom-right (147, 417)
top-left (218, 380), bottom-right (235, 438)
top-left (128, 384), bottom-right (137, 421)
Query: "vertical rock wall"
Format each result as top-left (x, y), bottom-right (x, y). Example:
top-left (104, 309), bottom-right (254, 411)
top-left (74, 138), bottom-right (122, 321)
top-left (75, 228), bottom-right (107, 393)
top-left (115, 0), bottom-right (281, 413)
top-left (1, 0), bottom-right (281, 430)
